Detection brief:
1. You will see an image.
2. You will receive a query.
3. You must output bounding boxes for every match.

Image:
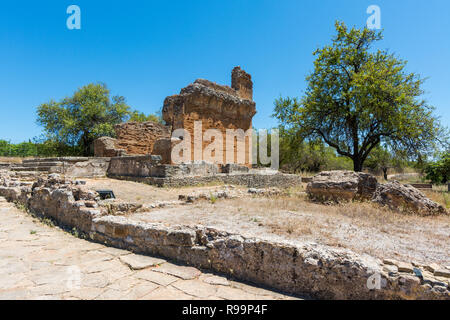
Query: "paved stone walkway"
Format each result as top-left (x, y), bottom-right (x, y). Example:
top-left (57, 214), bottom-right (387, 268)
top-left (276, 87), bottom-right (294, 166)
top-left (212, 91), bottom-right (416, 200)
top-left (0, 198), bottom-right (299, 300)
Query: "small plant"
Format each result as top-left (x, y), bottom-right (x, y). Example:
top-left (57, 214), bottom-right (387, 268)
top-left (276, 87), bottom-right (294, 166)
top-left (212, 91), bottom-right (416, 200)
top-left (30, 230), bottom-right (37, 235)
top-left (71, 227), bottom-right (79, 238)
top-left (209, 193), bottom-right (217, 204)
top-left (42, 217), bottom-right (55, 228)
top-left (14, 202), bottom-right (27, 211)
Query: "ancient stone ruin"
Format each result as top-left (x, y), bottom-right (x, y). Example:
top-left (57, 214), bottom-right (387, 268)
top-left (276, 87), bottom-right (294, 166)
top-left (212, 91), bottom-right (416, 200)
top-left (1, 170), bottom-right (449, 300)
top-left (94, 121), bottom-right (171, 157)
top-left (94, 66), bottom-right (256, 168)
top-left (89, 67), bottom-right (294, 187)
top-left (8, 67), bottom-right (299, 188)
top-left (162, 66), bottom-right (256, 166)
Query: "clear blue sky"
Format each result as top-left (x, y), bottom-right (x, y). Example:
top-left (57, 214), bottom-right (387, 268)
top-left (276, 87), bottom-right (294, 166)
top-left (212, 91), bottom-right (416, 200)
top-left (1, 0), bottom-right (449, 143)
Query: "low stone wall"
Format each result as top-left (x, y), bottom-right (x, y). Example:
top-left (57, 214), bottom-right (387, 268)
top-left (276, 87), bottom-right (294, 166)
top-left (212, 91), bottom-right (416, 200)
top-left (65, 158), bottom-right (111, 178)
top-left (89, 217), bottom-right (450, 300)
top-left (0, 163), bottom-right (11, 170)
top-left (108, 155), bottom-right (164, 178)
top-left (107, 156), bottom-right (301, 188)
top-left (110, 172), bottom-right (303, 188)
top-left (0, 172), bottom-right (448, 300)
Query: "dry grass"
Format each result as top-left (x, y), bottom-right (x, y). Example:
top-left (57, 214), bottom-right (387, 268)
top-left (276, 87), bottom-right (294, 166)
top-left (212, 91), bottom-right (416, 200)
top-left (82, 178), bottom-right (449, 264)
top-left (0, 157), bottom-right (24, 164)
top-left (131, 190), bottom-right (450, 264)
top-left (423, 189), bottom-right (450, 209)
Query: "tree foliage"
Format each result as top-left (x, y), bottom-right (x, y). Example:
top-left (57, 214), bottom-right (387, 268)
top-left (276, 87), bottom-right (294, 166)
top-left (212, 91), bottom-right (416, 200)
top-left (424, 152), bottom-right (450, 184)
top-left (279, 127), bottom-right (352, 173)
top-left (0, 138), bottom-right (80, 158)
top-left (37, 83), bottom-right (130, 156)
top-left (274, 21), bottom-right (447, 172)
top-left (36, 83), bottom-right (162, 156)
top-left (128, 110), bottom-right (163, 123)
top-left (365, 145), bottom-right (407, 180)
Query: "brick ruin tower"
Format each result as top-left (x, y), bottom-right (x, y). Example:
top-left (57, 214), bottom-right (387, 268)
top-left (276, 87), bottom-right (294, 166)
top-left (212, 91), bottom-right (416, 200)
top-left (231, 66), bottom-right (253, 100)
top-left (159, 66), bottom-right (256, 167)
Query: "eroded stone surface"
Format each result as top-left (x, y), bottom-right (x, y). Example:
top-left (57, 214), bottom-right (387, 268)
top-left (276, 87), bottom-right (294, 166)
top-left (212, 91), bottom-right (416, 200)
top-left (307, 170), bottom-right (378, 202)
top-left (372, 181), bottom-right (447, 216)
top-left (119, 254), bottom-right (166, 270)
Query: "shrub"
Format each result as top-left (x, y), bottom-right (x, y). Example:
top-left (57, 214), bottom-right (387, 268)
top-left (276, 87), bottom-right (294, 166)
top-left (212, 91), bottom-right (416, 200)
top-left (424, 152), bottom-right (450, 184)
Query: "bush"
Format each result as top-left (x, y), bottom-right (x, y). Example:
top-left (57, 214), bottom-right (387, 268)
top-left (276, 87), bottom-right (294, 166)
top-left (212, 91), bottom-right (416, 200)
top-left (0, 139), bottom-right (82, 158)
top-left (424, 153), bottom-right (450, 184)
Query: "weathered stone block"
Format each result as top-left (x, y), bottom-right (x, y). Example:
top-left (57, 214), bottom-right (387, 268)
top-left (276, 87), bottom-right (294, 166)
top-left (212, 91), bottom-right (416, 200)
top-left (93, 137), bottom-right (125, 157)
top-left (372, 181), bottom-right (447, 215)
top-left (115, 121), bottom-right (171, 155)
top-left (306, 170), bottom-right (378, 202)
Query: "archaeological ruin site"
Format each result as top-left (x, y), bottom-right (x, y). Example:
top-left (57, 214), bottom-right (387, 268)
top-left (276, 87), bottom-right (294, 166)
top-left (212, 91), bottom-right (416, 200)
top-left (0, 67), bottom-right (449, 301)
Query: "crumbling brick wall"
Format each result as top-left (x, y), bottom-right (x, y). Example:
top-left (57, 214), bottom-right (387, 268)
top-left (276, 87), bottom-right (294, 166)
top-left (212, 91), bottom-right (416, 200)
top-left (115, 121), bottom-right (171, 156)
top-left (232, 66), bottom-right (253, 100)
top-left (94, 137), bottom-right (125, 157)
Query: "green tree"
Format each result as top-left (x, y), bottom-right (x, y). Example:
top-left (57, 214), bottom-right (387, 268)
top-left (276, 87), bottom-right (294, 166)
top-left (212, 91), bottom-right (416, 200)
top-left (278, 128), bottom-right (352, 173)
top-left (128, 110), bottom-right (163, 123)
top-left (37, 83), bottom-right (131, 156)
top-left (274, 21), bottom-right (447, 172)
top-left (364, 145), bottom-right (407, 180)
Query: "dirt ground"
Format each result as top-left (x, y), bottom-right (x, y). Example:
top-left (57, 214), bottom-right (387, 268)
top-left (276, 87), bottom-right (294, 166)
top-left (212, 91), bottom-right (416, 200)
top-left (84, 178), bottom-right (450, 266)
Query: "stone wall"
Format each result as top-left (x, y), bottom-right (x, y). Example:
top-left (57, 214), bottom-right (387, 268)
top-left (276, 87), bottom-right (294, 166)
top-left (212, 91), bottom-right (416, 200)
top-left (109, 170), bottom-right (303, 188)
top-left (0, 163), bottom-right (11, 170)
top-left (93, 137), bottom-right (125, 157)
top-left (64, 158), bottom-right (111, 178)
top-left (231, 66), bottom-right (253, 100)
top-left (107, 155), bottom-right (163, 178)
top-left (114, 121), bottom-right (171, 156)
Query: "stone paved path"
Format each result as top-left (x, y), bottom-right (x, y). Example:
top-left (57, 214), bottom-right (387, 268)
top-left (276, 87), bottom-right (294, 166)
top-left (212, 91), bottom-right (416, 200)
top-left (0, 198), bottom-right (299, 300)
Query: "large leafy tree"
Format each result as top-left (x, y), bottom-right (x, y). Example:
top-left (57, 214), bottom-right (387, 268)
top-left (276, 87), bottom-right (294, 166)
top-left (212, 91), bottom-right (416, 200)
top-left (37, 83), bottom-right (131, 156)
top-left (274, 22), bottom-right (447, 171)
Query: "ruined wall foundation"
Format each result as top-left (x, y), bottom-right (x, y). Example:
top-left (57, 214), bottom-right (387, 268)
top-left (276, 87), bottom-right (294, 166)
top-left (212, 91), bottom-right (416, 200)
top-left (0, 171), bottom-right (448, 300)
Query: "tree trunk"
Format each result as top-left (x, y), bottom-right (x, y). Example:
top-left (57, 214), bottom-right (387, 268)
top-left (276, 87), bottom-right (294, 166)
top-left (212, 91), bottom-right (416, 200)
top-left (353, 158), bottom-right (363, 172)
top-left (382, 167), bottom-right (388, 180)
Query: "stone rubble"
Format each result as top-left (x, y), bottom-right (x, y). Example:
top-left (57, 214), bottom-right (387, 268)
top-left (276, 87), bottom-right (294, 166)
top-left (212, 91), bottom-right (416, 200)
top-left (306, 170), bottom-right (378, 202)
top-left (177, 186), bottom-right (282, 203)
top-left (307, 170), bottom-right (447, 216)
top-left (372, 181), bottom-right (446, 216)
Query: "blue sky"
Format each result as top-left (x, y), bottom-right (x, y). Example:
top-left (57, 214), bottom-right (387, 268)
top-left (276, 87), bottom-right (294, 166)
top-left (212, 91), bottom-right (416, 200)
top-left (1, 0), bottom-right (449, 143)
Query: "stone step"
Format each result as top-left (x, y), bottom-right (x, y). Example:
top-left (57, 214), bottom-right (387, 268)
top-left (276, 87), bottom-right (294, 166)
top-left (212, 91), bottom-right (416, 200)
top-left (14, 171), bottom-right (41, 178)
top-left (20, 162), bottom-right (64, 167)
top-left (22, 157), bottom-right (89, 164)
top-left (11, 166), bottom-right (52, 172)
